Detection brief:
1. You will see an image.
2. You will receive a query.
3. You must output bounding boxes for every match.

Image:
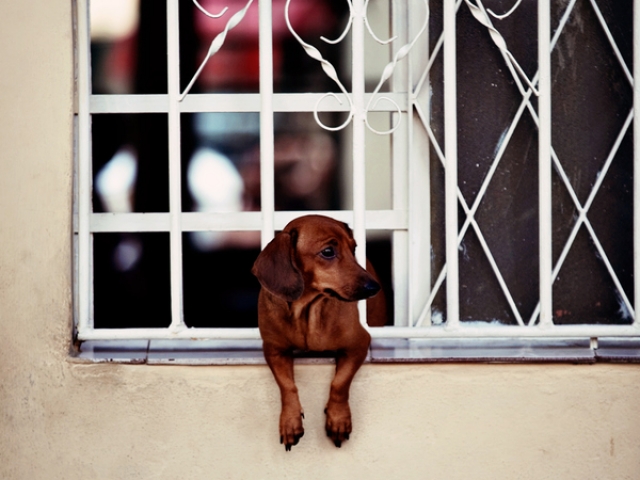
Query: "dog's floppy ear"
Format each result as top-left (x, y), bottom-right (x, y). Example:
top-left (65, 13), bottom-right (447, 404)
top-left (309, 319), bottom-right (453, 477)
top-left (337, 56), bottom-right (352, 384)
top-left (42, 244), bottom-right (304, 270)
top-left (340, 222), bottom-right (354, 238)
top-left (252, 230), bottom-right (304, 302)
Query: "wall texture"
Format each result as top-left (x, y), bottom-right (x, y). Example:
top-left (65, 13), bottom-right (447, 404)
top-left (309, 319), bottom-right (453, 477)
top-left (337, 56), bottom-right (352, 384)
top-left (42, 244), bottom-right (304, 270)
top-left (1, 2), bottom-right (639, 479)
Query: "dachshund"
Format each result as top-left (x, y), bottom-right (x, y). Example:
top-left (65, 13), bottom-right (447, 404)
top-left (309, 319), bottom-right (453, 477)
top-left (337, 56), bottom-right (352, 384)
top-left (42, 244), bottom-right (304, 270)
top-left (252, 214), bottom-right (386, 450)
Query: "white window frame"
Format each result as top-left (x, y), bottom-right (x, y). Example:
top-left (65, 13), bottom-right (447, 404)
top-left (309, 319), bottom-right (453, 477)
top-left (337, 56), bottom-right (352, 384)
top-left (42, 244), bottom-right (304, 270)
top-left (75, 0), bottom-right (640, 350)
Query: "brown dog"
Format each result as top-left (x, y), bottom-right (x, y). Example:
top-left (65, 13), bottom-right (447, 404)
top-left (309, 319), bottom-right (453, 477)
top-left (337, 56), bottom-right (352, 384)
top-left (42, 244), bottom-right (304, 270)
top-left (252, 215), bottom-right (386, 450)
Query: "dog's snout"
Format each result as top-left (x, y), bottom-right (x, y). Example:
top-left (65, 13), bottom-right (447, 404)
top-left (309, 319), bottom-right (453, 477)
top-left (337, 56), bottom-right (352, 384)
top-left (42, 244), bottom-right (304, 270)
top-left (361, 278), bottom-right (381, 298)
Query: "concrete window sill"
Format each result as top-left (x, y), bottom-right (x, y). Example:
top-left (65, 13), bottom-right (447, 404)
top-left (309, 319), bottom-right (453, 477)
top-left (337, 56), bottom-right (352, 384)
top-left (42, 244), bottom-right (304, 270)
top-left (72, 337), bottom-right (640, 365)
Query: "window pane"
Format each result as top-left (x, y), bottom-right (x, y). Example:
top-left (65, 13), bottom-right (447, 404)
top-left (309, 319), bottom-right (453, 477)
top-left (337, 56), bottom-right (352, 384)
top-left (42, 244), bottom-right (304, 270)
top-left (90, 0), bottom-right (168, 95)
top-left (94, 232), bottom-right (171, 328)
top-left (182, 232), bottom-right (261, 328)
top-left (92, 114), bottom-right (169, 214)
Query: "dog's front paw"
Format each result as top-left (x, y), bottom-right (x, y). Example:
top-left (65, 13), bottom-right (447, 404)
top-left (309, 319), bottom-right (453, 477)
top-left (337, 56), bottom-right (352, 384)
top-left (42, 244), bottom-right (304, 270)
top-left (324, 401), bottom-right (352, 448)
top-left (280, 408), bottom-right (304, 451)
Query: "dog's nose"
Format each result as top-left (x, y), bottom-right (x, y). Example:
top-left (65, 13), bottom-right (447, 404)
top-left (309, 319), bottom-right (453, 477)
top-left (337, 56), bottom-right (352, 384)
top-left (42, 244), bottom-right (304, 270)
top-left (362, 279), bottom-right (381, 298)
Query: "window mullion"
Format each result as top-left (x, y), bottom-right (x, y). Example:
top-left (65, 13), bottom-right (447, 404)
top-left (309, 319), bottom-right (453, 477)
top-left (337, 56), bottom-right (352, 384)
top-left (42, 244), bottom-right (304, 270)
top-left (167, 0), bottom-right (185, 331)
top-left (77, 0), bottom-right (93, 335)
top-left (538, 0), bottom-right (553, 328)
top-left (634, 0), bottom-right (640, 327)
top-left (391, 0), bottom-right (411, 327)
top-left (352, 0), bottom-right (368, 326)
top-left (259, 0), bottom-right (275, 246)
top-left (443, 0), bottom-right (460, 328)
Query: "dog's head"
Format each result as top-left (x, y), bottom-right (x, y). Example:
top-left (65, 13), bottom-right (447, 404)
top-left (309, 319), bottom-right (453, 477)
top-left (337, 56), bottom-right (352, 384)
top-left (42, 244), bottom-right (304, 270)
top-left (252, 215), bottom-right (381, 303)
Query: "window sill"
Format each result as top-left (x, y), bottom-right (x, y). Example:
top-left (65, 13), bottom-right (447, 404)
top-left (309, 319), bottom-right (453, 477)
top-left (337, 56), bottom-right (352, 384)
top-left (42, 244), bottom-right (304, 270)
top-left (371, 338), bottom-right (640, 364)
top-left (72, 337), bottom-right (640, 365)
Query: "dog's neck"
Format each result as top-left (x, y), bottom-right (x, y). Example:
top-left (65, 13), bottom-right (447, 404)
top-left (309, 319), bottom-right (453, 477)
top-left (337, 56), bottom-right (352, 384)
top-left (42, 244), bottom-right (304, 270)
top-left (289, 290), bottom-right (327, 321)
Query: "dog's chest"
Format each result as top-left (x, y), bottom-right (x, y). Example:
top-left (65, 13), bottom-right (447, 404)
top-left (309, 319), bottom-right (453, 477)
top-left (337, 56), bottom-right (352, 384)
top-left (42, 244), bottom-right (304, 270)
top-left (288, 297), bottom-right (354, 351)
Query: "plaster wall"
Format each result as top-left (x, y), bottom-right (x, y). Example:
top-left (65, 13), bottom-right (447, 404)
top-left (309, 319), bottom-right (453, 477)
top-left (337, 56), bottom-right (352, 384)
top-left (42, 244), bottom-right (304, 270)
top-left (1, 2), bottom-right (639, 479)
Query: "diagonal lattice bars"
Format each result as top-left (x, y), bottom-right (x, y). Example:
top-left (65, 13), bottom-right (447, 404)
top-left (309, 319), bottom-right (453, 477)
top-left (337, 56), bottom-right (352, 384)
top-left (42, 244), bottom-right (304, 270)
top-left (412, 0), bottom-right (634, 328)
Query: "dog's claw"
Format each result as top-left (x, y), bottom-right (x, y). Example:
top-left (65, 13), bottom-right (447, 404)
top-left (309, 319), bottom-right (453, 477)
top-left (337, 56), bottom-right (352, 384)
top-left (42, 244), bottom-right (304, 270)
top-left (280, 407), bottom-right (304, 450)
top-left (281, 430), bottom-right (303, 451)
top-left (325, 402), bottom-right (352, 448)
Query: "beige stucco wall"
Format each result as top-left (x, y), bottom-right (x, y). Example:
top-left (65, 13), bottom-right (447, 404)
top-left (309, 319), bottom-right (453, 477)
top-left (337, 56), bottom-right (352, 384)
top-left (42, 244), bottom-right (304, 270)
top-left (1, 2), bottom-right (640, 479)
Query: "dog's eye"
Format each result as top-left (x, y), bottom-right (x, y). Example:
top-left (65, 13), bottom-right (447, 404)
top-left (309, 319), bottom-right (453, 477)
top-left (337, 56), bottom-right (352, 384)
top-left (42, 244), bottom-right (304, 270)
top-left (320, 246), bottom-right (336, 259)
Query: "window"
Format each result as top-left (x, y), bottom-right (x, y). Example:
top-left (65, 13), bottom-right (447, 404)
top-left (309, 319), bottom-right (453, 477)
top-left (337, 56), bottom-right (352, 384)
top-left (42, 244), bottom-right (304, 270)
top-left (75, 0), bottom-right (640, 361)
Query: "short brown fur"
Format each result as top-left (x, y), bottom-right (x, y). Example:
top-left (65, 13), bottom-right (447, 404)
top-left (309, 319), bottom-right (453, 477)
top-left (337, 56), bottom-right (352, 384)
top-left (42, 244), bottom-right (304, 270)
top-left (252, 215), bottom-right (387, 450)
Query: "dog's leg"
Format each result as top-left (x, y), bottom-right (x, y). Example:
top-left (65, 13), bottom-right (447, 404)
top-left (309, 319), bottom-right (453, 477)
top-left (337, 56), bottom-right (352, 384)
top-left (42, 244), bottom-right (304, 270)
top-left (324, 339), bottom-right (369, 447)
top-left (263, 346), bottom-right (304, 451)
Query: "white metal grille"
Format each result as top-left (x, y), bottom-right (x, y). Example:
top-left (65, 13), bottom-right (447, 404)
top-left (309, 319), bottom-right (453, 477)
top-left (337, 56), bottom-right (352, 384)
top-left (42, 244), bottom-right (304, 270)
top-left (75, 0), bottom-right (640, 343)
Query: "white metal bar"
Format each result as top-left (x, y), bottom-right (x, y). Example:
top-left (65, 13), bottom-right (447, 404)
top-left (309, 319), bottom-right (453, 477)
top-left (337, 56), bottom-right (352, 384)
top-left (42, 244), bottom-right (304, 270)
top-left (408, 120), bottom-right (433, 327)
top-left (167, 0), bottom-right (185, 330)
top-left (91, 94), bottom-right (170, 113)
top-left (406, 0), bottom-right (433, 328)
top-left (466, 216), bottom-right (525, 326)
top-left (504, 0), bottom-right (575, 100)
top-left (76, 324), bottom-right (640, 341)
top-left (635, 0), bottom-right (640, 326)
top-left (589, 0), bottom-right (633, 86)
top-left (352, 0), bottom-right (366, 260)
top-left (414, 0), bottom-right (464, 100)
top-left (421, 0), bottom-right (575, 328)
top-left (368, 325), bottom-right (640, 339)
top-left (415, 74), bottom-right (530, 326)
top-left (77, 0), bottom-right (92, 334)
top-left (88, 210), bottom-right (408, 233)
top-left (584, 221), bottom-right (635, 318)
top-left (551, 112), bottom-right (634, 308)
top-left (464, 2), bottom-right (588, 326)
top-left (413, 109), bottom-right (525, 326)
top-left (272, 210), bottom-right (408, 230)
top-left (451, 0), bottom-right (575, 327)
top-left (352, 0), bottom-right (368, 326)
top-left (538, 0), bottom-right (553, 328)
top-left (443, 0), bottom-right (459, 328)
top-left (90, 93), bottom-right (408, 114)
top-left (528, 109), bottom-right (633, 324)
top-left (180, 0), bottom-right (253, 100)
top-left (91, 213), bottom-right (172, 232)
top-left (259, 0), bottom-right (275, 247)
top-left (78, 328), bottom-right (262, 341)
top-left (465, 0), bottom-right (538, 96)
top-left (392, 0), bottom-right (411, 327)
